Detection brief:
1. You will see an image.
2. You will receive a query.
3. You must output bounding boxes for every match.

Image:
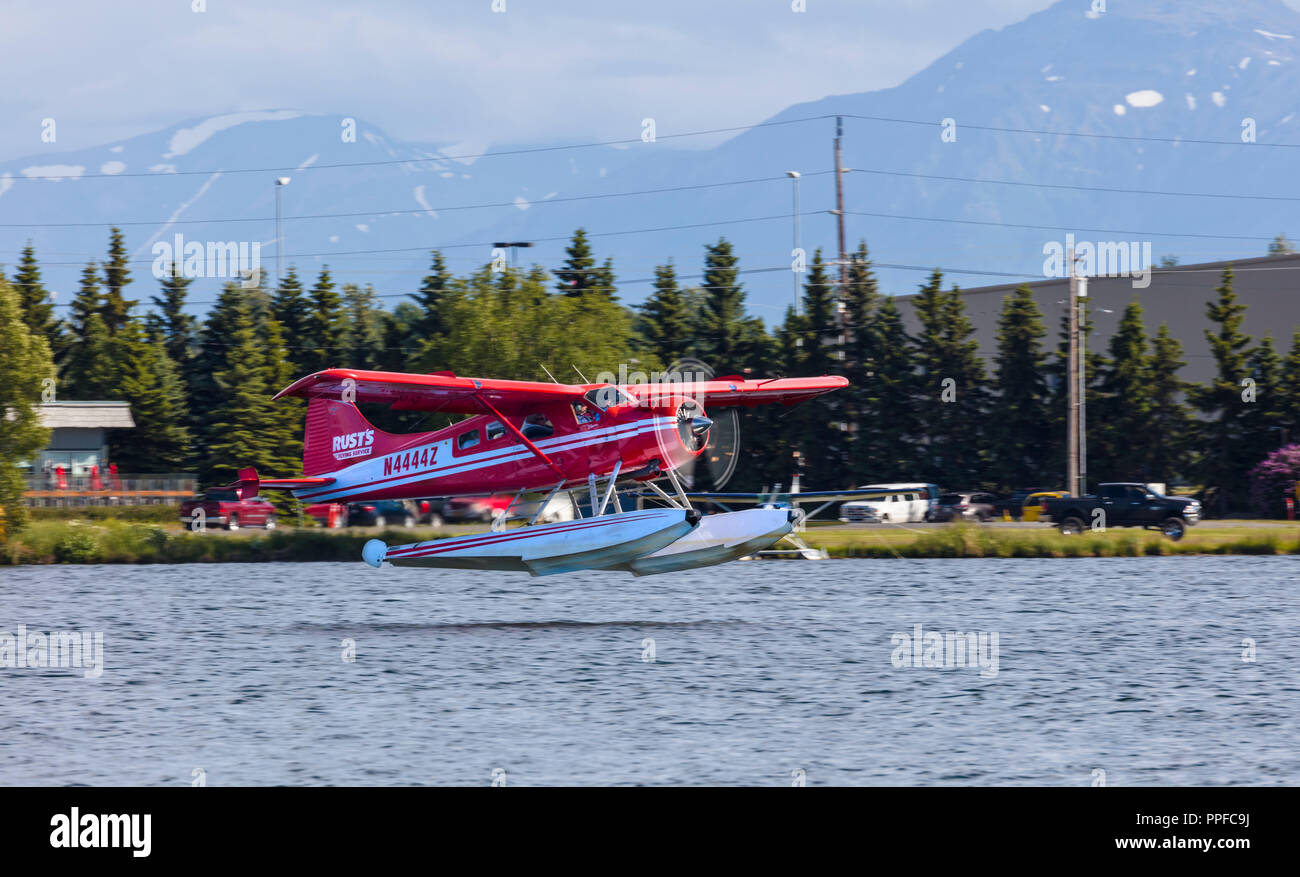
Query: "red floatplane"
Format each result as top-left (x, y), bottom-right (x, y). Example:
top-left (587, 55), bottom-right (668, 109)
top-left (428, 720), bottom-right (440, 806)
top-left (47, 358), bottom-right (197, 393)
top-left (233, 368), bottom-right (849, 576)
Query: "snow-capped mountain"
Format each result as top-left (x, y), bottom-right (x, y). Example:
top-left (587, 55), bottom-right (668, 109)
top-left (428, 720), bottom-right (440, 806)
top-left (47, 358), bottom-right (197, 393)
top-left (4, 0), bottom-right (1300, 319)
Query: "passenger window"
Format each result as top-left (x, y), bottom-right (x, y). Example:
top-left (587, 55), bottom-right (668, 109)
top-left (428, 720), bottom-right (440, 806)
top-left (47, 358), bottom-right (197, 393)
top-left (486, 421), bottom-right (505, 441)
top-left (457, 430), bottom-right (480, 450)
top-left (522, 414), bottom-right (554, 440)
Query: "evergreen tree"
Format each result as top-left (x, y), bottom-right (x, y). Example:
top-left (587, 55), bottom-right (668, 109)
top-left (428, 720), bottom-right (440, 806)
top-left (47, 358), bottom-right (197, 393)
top-left (861, 294), bottom-right (919, 480)
top-left (1279, 328), bottom-right (1300, 444)
top-left (377, 301), bottom-right (424, 372)
top-left (302, 267), bottom-right (344, 373)
top-left (1093, 300), bottom-right (1152, 481)
top-left (100, 227), bottom-right (136, 334)
top-left (1146, 323), bottom-right (1193, 485)
top-left (271, 266), bottom-right (311, 372)
top-left (990, 285), bottom-right (1049, 489)
top-left (912, 271), bottom-right (986, 485)
top-left (260, 316), bottom-right (305, 507)
top-left (841, 242), bottom-right (880, 480)
top-left (1242, 335), bottom-right (1285, 471)
top-left (13, 243), bottom-right (58, 343)
top-left (638, 261), bottom-right (692, 366)
top-left (414, 250), bottom-right (453, 342)
top-left (204, 296), bottom-right (276, 485)
top-left (109, 322), bottom-right (193, 472)
top-left (340, 283), bottom-right (386, 368)
top-left (0, 279), bottom-right (55, 534)
top-left (1190, 266), bottom-right (1255, 514)
top-left (554, 229), bottom-right (612, 297)
top-left (148, 263), bottom-right (197, 368)
top-left (699, 238), bottom-right (748, 373)
top-left (799, 249), bottom-right (837, 376)
top-left (61, 262), bottom-right (117, 399)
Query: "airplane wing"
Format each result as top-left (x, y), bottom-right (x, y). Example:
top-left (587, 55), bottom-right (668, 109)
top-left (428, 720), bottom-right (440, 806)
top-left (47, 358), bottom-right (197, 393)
top-left (275, 370), bottom-right (849, 415)
top-left (274, 369), bottom-right (586, 415)
top-left (621, 376), bottom-right (848, 408)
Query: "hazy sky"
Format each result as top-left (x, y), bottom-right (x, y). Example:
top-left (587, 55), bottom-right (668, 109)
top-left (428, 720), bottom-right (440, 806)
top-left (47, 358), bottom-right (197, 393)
top-left (1, 0), bottom-right (1079, 161)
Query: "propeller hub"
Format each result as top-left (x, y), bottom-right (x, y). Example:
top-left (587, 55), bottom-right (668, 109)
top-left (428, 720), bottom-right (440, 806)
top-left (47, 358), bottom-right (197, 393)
top-left (690, 416), bottom-right (713, 435)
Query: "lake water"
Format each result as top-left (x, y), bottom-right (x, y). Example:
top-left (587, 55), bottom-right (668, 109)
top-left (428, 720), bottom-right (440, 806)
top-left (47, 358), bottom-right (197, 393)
top-left (1, 556), bottom-right (1296, 786)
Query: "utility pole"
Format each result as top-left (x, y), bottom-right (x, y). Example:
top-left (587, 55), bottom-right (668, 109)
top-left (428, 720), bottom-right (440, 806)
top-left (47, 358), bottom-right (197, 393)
top-left (833, 116), bottom-right (847, 289)
top-left (1077, 274), bottom-right (1089, 495)
top-left (1067, 245), bottom-right (1079, 497)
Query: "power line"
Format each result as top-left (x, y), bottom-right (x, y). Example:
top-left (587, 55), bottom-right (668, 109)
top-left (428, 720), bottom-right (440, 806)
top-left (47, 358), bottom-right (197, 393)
top-left (848, 167), bottom-right (1300, 202)
top-left (843, 210), bottom-right (1286, 243)
top-left (0, 171), bottom-right (834, 229)
top-left (3, 115), bottom-right (838, 182)
top-left (27, 211), bottom-right (816, 267)
top-left (842, 112), bottom-right (1300, 149)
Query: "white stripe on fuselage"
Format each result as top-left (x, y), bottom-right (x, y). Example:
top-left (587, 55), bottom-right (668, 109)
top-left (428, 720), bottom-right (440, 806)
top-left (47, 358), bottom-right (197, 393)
top-left (296, 416), bottom-right (677, 502)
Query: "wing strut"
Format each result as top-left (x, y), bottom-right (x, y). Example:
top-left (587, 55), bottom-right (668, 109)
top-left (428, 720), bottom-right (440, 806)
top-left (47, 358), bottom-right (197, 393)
top-left (472, 392), bottom-right (567, 480)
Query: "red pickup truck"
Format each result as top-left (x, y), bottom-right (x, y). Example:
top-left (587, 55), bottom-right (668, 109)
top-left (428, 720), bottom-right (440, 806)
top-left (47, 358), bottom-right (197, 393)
top-left (180, 488), bottom-right (278, 531)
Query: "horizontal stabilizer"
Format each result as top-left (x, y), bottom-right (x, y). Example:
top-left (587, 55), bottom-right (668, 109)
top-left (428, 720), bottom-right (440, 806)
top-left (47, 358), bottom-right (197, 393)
top-left (229, 467), bottom-right (335, 499)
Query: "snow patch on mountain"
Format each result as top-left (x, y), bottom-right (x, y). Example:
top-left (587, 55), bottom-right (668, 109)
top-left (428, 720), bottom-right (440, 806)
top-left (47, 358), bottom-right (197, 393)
top-left (1125, 89), bottom-right (1164, 108)
top-left (22, 165), bottom-right (83, 181)
top-left (296, 154), bottom-right (319, 170)
top-left (164, 110), bottom-right (302, 158)
top-left (99, 161), bottom-right (126, 175)
top-left (1254, 28), bottom-right (1293, 40)
top-left (132, 172), bottom-right (223, 257)
top-left (413, 184), bottom-right (437, 218)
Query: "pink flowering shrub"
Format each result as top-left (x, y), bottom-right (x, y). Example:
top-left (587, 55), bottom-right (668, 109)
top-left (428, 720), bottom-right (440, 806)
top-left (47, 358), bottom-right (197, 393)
top-left (1248, 443), bottom-right (1300, 518)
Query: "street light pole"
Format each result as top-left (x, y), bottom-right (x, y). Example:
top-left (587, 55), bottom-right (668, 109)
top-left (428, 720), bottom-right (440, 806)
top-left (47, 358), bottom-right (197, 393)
top-left (786, 171), bottom-right (801, 316)
top-left (275, 176), bottom-right (291, 286)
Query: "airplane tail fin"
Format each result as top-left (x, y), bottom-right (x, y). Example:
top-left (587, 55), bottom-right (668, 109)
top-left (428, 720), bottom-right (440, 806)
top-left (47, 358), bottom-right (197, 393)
top-left (302, 397), bottom-right (412, 476)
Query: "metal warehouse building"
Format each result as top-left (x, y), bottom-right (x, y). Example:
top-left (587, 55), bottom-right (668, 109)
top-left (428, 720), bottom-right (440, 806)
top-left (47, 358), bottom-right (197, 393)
top-left (892, 252), bottom-right (1300, 386)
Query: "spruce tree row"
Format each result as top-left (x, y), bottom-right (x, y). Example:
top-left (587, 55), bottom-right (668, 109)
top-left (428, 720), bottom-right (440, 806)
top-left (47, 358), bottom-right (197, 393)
top-left (5, 229), bottom-right (1298, 513)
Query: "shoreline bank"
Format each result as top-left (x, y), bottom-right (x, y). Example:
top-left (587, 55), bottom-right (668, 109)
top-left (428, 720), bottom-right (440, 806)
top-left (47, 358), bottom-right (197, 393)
top-left (3, 518), bottom-right (1299, 564)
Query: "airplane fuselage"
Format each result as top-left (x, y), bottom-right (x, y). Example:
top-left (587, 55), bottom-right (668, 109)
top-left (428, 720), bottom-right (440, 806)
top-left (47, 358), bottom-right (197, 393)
top-left (291, 402), bottom-right (687, 505)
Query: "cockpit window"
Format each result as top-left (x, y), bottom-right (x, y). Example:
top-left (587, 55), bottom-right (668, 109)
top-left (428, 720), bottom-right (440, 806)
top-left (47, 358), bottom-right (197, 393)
top-left (457, 429), bottom-right (480, 450)
top-left (486, 421), bottom-right (505, 441)
top-left (572, 401), bottom-right (602, 425)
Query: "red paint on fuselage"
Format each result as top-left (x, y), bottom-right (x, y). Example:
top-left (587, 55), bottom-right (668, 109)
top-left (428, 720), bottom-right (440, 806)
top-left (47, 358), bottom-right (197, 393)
top-left (292, 398), bottom-right (699, 504)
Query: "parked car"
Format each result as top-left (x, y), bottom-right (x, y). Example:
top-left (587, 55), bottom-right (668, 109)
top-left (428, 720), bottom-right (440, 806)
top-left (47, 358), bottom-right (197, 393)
top-left (180, 488), bottom-right (278, 531)
top-left (441, 492), bottom-right (576, 524)
top-left (1040, 483), bottom-right (1201, 540)
top-left (995, 488), bottom-right (1051, 521)
top-left (442, 495), bottom-right (512, 523)
top-left (1021, 490), bottom-right (1067, 523)
top-left (935, 491), bottom-right (999, 522)
top-left (839, 483), bottom-right (940, 523)
top-left (304, 502), bottom-right (348, 528)
top-left (347, 500), bottom-right (417, 528)
top-left (412, 499), bottom-right (445, 527)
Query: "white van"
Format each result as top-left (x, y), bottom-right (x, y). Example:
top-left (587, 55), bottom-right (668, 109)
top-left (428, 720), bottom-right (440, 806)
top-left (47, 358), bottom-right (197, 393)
top-left (839, 483), bottom-right (940, 523)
